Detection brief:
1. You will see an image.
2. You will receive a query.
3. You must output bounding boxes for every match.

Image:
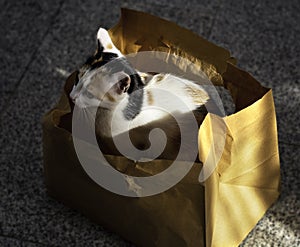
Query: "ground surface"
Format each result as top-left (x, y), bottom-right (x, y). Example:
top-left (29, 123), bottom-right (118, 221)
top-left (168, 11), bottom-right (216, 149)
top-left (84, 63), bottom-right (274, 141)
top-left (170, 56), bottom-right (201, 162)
top-left (0, 0), bottom-right (299, 246)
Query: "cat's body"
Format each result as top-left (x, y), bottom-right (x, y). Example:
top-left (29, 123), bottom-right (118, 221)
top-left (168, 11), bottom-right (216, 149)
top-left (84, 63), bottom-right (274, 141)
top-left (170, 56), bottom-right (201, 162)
top-left (96, 72), bottom-right (208, 137)
top-left (70, 28), bottom-right (209, 160)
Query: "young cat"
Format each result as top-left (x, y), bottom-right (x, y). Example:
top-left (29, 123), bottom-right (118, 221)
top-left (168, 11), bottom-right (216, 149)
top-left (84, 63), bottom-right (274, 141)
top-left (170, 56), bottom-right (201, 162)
top-left (70, 28), bottom-right (209, 161)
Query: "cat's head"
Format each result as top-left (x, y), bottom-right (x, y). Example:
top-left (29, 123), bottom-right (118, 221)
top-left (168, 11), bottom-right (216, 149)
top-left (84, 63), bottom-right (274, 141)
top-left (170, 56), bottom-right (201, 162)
top-left (70, 28), bottom-right (143, 109)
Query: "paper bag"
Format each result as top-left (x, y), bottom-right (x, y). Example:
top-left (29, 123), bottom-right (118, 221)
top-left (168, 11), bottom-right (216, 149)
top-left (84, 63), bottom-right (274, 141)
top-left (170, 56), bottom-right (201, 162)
top-left (42, 8), bottom-right (280, 247)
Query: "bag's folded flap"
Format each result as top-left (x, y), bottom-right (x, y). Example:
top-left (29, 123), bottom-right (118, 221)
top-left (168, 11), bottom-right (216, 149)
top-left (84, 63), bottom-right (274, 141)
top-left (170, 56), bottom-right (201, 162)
top-left (199, 65), bottom-right (280, 247)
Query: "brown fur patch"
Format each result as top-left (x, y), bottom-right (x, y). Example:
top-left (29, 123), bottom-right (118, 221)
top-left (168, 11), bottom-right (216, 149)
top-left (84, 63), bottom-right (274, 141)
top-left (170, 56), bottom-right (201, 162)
top-left (185, 85), bottom-right (209, 105)
top-left (140, 75), bottom-right (147, 84)
top-left (155, 74), bottom-right (164, 83)
top-left (106, 43), bottom-right (113, 49)
top-left (106, 92), bottom-right (116, 102)
top-left (147, 90), bottom-right (154, 105)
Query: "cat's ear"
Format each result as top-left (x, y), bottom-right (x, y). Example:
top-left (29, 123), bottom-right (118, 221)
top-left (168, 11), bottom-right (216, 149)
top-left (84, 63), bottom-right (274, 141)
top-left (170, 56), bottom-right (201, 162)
top-left (97, 27), bottom-right (123, 57)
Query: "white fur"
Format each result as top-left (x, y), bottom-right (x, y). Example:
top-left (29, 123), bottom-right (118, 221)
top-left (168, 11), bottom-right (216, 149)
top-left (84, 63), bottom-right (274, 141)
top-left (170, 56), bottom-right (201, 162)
top-left (109, 74), bottom-right (208, 136)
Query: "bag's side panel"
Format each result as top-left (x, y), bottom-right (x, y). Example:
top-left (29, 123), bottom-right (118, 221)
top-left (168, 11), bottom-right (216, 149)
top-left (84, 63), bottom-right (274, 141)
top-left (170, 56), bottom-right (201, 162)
top-left (199, 65), bottom-right (280, 247)
top-left (42, 106), bottom-right (206, 247)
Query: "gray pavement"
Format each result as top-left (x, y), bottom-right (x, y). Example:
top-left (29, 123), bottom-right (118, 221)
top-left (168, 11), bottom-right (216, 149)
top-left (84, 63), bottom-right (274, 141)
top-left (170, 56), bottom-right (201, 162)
top-left (0, 0), bottom-right (299, 246)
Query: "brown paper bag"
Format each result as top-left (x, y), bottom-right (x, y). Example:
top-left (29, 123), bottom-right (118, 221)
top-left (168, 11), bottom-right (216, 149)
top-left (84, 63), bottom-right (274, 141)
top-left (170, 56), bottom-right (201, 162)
top-left (42, 8), bottom-right (280, 247)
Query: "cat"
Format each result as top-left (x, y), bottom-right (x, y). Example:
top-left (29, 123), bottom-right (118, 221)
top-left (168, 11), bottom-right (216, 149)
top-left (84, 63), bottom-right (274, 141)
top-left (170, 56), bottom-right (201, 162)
top-left (70, 28), bottom-right (209, 161)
